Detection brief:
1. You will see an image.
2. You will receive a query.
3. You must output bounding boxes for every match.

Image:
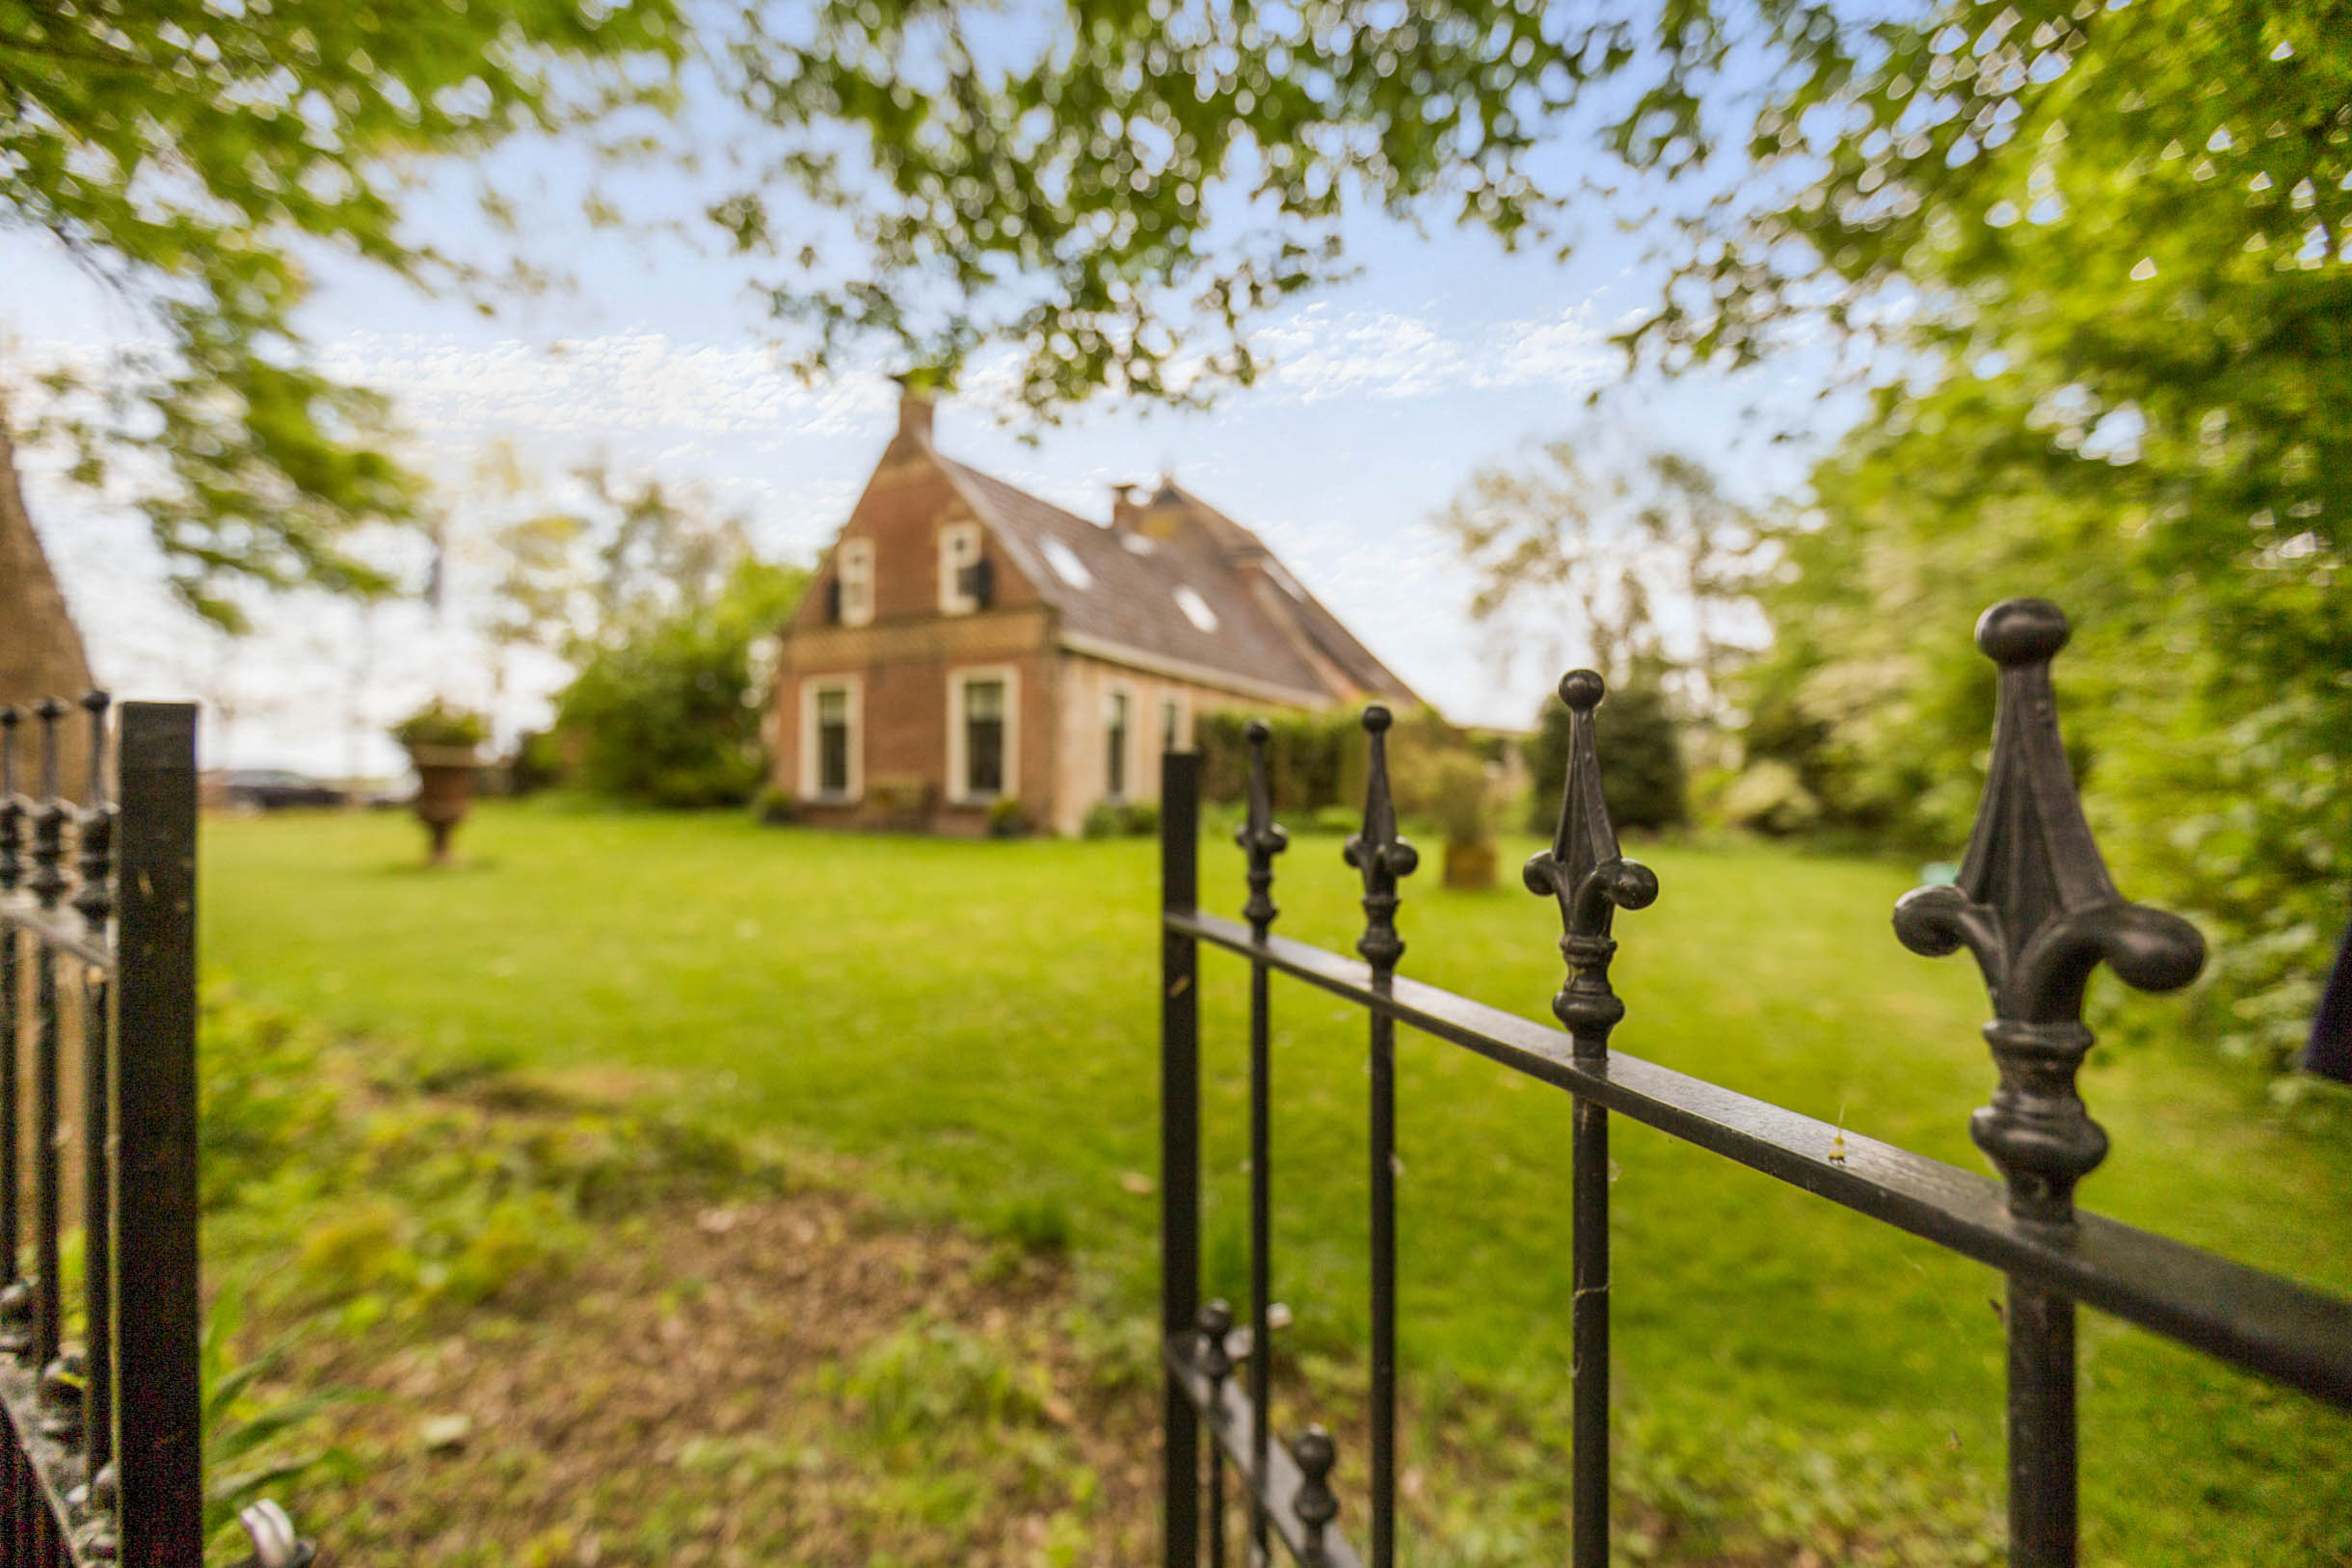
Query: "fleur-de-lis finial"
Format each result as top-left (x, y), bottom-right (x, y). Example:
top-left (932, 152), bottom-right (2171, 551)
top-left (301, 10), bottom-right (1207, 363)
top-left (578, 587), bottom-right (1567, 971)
top-left (1893, 600), bottom-right (2205, 1226)
top-left (1523, 672), bottom-right (1659, 1058)
top-left (1344, 706), bottom-right (1417, 974)
top-left (1236, 720), bottom-right (1288, 940)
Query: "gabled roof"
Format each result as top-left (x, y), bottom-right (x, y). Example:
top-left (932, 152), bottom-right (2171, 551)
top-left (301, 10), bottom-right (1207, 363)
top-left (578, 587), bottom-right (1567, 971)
top-left (929, 452), bottom-right (1422, 709)
top-left (1150, 481), bottom-right (1424, 706)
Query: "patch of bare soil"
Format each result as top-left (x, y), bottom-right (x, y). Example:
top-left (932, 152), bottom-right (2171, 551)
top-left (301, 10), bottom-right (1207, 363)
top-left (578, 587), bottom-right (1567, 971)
top-left (287, 1190), bottom-right (1163, 1567)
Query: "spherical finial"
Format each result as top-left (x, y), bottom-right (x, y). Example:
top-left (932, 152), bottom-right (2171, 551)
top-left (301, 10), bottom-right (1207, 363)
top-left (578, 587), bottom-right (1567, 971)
top-left (1361, 704), bottom-right (1392, 734)
top-left (1974, 598), bottom-right (2070, 667)
top-left (1294, 1424), bottom-right (1335, 1478)
top-left (33, 697), bottom-right (65, 723)
top-left (0, 706), bottom-right (17, 730)
top-left (80, 690), bottom-right (110, 716)
top-left (1559, 670), bottom-right (1606, 712)
top-left (1196, 1298), bottom-right (1233, 1337)
top-left (1245, 718), bottom-right (1270, 745)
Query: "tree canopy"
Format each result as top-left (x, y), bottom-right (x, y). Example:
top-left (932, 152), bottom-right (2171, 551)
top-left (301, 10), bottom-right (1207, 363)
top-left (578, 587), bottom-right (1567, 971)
top-left (1717, 0), bottom-right (2349, 1074)
top-left (1, 0), bottom-right (681, 624)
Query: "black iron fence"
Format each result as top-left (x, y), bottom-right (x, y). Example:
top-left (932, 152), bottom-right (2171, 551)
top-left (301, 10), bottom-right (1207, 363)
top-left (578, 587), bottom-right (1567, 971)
top-left (1157, 599), bottom-right (2352, 1568)
top-left (0, 698), bottom-right (308, 1568)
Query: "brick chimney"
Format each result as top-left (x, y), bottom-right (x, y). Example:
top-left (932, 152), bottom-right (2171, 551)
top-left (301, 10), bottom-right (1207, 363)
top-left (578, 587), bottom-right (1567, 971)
top-left (893, 375), bottom-right (936, 441)
top-left (1109, 482), bottom-right (1142, 531)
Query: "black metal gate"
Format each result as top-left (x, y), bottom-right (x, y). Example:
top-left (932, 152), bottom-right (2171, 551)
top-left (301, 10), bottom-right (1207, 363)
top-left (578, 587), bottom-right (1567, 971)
top-left (1157, 598), bottom-right (2352, 1568)
top-left (0, 697), bottom-right (308, 1567)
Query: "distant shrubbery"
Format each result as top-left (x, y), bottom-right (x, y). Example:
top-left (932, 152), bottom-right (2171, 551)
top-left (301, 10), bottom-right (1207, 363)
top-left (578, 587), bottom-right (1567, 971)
top-left (1194, 705), bottom-right (1495, 833)
top-left (1082, 800), bottom-right (1160, 838)
top-left (554, 559), bottom-right (807, 809)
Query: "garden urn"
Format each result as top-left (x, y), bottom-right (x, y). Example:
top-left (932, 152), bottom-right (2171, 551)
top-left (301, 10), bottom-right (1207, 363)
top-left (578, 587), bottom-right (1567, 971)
top-left (407, 745), bottom-right (479, 865)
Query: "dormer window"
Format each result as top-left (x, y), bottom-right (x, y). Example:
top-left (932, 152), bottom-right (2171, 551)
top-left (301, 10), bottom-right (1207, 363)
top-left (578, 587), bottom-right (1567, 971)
top-left (939, 521), bottom-right (986, 614)
top-left (837, 538), bottom-right (874, 626)
top-left (1173, 585), bottom-right (1218, 633)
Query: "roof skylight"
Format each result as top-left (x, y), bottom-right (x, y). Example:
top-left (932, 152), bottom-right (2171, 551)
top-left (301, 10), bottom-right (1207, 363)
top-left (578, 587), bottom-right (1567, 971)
top-left (1042, 538), bottom-right (1094, 589)
top-left (1173, 585), bottom-right (1219, 632)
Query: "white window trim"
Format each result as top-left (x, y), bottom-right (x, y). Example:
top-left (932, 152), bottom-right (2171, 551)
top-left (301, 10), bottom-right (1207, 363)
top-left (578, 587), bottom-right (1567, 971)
top-left (947, 665), bottom-right (1020, 805)
top-left (938, 520), bottom-right (982, 615)
top-left (798, 674), bottom-right (864, 803)
top-left (1104, 682), bottom-right (1136, 802)
top-left (1159, 693), bottom-right (1189, 755)
top-left (838, 537), bottom-right (875, 627)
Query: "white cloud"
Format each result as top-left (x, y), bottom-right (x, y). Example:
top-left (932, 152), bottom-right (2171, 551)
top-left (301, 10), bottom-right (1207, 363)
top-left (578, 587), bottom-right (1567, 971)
top-left (314, 332), bottom-right (892, 439)
top-left (1242, 303), bottom-right (1612, 405)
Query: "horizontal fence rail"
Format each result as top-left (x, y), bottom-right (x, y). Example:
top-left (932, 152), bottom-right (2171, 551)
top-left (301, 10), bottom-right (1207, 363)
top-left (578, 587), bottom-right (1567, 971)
top-left (0, 699), bottom-right (314, 1567)
top-left (1158, 599), bottom-right (2352, 1568)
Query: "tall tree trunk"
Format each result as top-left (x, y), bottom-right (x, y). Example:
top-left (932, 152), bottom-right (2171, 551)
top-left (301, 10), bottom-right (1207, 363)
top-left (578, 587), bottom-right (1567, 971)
top-left (0, 414), bottom-right (94, 708)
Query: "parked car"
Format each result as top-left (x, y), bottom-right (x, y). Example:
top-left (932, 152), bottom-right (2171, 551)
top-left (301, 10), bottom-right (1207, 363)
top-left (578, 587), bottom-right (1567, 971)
top-left (215, 770), bottom-right (348, 813)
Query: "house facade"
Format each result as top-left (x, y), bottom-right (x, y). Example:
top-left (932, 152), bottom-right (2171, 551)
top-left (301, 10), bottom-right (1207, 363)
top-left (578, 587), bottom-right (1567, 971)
top-left (767, 388), bottom-right (1420, 837)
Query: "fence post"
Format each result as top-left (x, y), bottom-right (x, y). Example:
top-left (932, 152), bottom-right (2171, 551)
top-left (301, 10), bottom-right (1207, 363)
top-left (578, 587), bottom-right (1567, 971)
top-left (112, 703), bottom-right (202, 1568)
top-left (1161, 748), bottom-right (1201, 1568)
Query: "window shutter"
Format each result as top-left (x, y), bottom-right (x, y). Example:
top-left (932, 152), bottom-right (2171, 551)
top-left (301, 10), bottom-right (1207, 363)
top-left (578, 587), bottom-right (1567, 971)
top-left (825, 578), bottom-right (842, 624)
top-left (958, 556), bottom-right (993, 609)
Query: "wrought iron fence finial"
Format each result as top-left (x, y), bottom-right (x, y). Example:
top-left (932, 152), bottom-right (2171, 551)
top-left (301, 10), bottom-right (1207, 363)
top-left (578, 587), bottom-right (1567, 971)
top-left (1523, 671), bottom-right (1659, 1056)
top-left (1344, 705), bottom-right (1417, 975)
top-left (1237, 720), bottom-right (1288, 939)
top-left (75, 692), bottom-right (115, 934)
top-left (1292, 1423), bottom-right (1340, 1563)
top-left (1893, 598), bottom-right (2205, 1225)
top-left (0, 705), bottom-right (20, 893)
top-left (28, 699), bottom-right (69, 912)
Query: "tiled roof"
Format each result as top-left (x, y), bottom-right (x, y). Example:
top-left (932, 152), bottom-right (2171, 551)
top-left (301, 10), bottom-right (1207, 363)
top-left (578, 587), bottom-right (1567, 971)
top-left (1155, 483), bottom-right (1422, 705)
top-left (932, 456), bottom-right (1358, 704)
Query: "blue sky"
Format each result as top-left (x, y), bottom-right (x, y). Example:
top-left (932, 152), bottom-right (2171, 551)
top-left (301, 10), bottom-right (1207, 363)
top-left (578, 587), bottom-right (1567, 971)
top-left (3, 48), bottom-right (1859, 775)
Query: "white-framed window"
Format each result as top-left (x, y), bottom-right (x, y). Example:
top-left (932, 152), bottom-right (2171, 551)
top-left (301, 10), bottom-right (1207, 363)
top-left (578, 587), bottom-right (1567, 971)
top-left (938, 521), bottom-right (983, 614)
top-left (798, 676), bottom-right (863, 802)
top-left (1104, 686), bottom-right (1133, 801)
top-left (948, 666), bottom-right (1020, 804)
top-left (1160, 695), bottom-right (1188, 755)
top-left (837, 537), bottom-right (875, 627)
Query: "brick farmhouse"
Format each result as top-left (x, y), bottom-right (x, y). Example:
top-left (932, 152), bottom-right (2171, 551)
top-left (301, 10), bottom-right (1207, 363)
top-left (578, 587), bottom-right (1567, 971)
top-left (766, 388), bottom-right (1420, 837)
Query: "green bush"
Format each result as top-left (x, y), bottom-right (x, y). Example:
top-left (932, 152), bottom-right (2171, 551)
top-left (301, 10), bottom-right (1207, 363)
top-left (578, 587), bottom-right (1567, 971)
top-left (986, 796), bottom-right (1029, 837)
top-left (554, 560), bottom-right (805, 809)
top-left (1119, 801), bottom-right (1159, 837)
top-left (752, 784), bottom-right (795, 826)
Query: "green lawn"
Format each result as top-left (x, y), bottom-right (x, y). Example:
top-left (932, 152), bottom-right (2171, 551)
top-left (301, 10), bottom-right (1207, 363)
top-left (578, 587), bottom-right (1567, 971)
top-left (202, 801), bottom-right (2352, 1565)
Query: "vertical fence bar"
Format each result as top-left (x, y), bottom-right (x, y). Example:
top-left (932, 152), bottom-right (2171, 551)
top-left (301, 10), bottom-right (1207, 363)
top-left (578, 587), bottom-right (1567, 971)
top-left (1570, 1095), bottom-right (1609, 1568)
top-left (1344, 707), bottom-right (1416, 1568)
top-left (1161, 748), bottom-right (1202, 1568)
top-left (77, 693), bottom-right (117, 1498)
top-left (1525, 672), bottom-right (1659, 1568)
top-left (0, 706), bottom-right (21, 1557)
top-left (2007, 1281), bottom-right (2077, 1566)
top-left (28, 701), bottom-right (67, 1391)
top-left (1236, 723), bottom-right (1287, 1563)
top-left (113, 703), bottom-right (202, 1568)
top-left (1199, 1300), bottom-right (1233, 1568)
